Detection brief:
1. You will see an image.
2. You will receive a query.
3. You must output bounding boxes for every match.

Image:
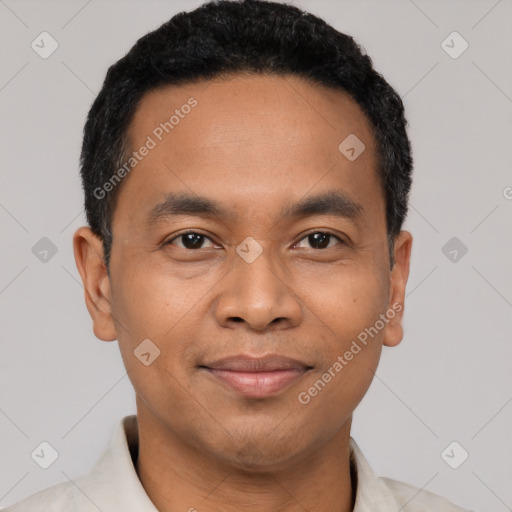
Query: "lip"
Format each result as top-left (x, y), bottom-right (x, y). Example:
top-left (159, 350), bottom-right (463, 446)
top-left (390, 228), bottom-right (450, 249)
top-left (200, 355), bottom-right (312, 399)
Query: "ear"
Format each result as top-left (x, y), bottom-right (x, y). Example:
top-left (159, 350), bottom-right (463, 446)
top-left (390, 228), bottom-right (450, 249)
top-left (383, 230), bottom-right (412, 348)
top-left (73, 227), bottom-right (117, 341)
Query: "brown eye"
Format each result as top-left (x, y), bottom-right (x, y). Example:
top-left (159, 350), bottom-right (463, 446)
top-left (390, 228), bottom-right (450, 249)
top-left (295, 232), bottom-right (342, 250)
top-left (167, 232), bottom-right (216, 250)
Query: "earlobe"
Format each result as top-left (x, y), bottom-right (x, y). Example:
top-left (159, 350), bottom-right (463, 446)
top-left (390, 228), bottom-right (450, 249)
top-left (383, 230), bottom-right (413, 348)
top-left (73, 227), bottom-right (117, 342)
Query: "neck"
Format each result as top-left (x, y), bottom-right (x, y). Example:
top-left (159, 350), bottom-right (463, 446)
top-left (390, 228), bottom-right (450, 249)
top-left (133, 406), bottom-right (356, 512)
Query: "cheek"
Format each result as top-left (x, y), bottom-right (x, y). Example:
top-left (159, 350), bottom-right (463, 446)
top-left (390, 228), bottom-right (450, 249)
top-left (298, 262), bottom-right (389, 398)
top-left (295, 270), bottom-right (388, 431)
top-left (302, 261), bottom-right (390, 344)
top-left (109, 256), bottom-right (214, 397)
top-left (110, 265), bottom-right (197, 418)
top-left (110, 256), bottom-right (209, 341)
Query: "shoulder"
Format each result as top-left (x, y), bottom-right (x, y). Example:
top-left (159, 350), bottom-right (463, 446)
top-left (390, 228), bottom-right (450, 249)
top-left (379, 476), bottom-right (473, 512)
top-left (1, 415), bottom-right (151, 512)
top-left (1, 480), bottom-right (81, 511)
top-left (349, 437), bottom-right (473, 512)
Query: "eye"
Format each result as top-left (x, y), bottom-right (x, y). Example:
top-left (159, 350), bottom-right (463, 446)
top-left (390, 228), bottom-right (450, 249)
top-left (165, 231), bottom-right (218, 250)
top-left (295, 231), bottom-right (343, 250)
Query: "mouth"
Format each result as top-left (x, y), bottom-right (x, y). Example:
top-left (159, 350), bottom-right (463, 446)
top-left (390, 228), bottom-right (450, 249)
top-left (199, 354), bottom-right (313, 399)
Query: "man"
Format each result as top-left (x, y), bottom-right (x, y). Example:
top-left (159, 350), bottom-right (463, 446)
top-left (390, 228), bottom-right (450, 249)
top-left (4, 0), bottom-right (473, 510)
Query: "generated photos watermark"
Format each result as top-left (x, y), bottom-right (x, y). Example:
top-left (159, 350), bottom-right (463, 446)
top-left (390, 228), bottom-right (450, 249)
top-left (93, 97), bottom-right (198, 200)
top-left (298, 301), bottom-right (403, 405)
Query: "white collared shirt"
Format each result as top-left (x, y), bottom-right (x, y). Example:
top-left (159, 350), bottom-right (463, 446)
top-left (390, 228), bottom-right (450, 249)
top-left (2, 415), bottom-right (472, 511)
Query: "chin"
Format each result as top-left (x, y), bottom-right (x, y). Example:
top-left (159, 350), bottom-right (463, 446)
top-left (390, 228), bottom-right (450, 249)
top-left (207, 433), bottom-right (306, 474)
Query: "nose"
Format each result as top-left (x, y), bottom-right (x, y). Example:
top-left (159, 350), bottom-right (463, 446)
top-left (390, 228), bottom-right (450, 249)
top-left (214, 247), bottom-right (303, 332)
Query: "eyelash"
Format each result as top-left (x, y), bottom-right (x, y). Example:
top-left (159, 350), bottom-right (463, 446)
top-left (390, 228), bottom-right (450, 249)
top-left (164, 230), bottom-right (346, 250)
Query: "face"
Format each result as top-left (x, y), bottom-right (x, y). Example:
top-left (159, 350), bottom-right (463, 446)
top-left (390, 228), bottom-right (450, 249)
top-left (74, 73), bottom-right (411, 471)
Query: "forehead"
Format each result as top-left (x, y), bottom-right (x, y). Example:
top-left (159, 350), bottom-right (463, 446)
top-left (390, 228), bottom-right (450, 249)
top-left (116, 73), bottom-right (382, 227)
top-left (129, 72), bottom-right (375, 155)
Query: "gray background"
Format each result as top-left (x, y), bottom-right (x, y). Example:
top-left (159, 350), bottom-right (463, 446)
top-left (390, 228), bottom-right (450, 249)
top-left (1, 0), bottom-right (511, 510)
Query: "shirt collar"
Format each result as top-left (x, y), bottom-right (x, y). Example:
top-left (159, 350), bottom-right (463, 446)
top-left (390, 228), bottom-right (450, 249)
top-left (349, 437), bottom-right (405, 510)
top-left (75, 415), bottom-right (159, 511)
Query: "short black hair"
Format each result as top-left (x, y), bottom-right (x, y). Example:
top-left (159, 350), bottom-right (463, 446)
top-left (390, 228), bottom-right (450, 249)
top-left (80, 0), bottom-right (413, 270)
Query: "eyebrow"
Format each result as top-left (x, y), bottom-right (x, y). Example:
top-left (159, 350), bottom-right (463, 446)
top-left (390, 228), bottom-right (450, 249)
top-left (146, 191), bottom-right (363, 225)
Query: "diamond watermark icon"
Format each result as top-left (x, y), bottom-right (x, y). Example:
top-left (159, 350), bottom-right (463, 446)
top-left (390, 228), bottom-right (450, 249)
top-left (31, 31), bottom-right (59, 59)
top-left (441, 441), bottom-right (469, 469)
top-left (31, 441), bottom-right (59, 469)
top-left (338, 134), bottom-right (365, 161)
top-left (32, 237), bottom-right (58, 263)
top-left (134, 339), bottom-right (161, 366)
top-left (236, 236), bottom-right (263, 263)
top-left (441, 31), bottom-right (468, 59)
top-left (442, 237), bottom-right (468, 263)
